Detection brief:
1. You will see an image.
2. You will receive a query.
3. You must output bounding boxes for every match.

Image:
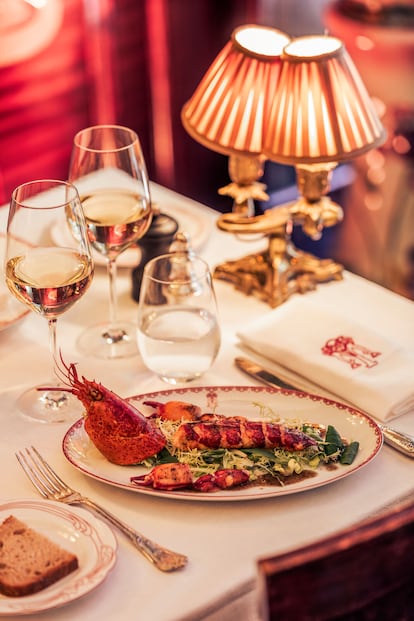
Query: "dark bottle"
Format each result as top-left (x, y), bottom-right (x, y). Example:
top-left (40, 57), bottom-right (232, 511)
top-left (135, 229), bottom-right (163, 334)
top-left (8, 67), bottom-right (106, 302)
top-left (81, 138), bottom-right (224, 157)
top-left (131, 212), bottom-right (179, 301)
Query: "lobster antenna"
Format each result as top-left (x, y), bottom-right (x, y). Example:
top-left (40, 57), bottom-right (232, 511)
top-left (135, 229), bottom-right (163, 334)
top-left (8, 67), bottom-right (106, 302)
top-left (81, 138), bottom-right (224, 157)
top-left (53, 350), bottom-right (77, 388)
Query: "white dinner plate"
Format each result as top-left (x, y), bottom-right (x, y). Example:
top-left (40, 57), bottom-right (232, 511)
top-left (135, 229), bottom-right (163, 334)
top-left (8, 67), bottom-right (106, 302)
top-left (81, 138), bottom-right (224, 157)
top-left (62, 386), bottom-right (382, 502)
top-left (50, 201), bottom-right (212, 268)
top-left (0, 499), bottom-right (117, 616)
top-left (0, 235), bottom-right (30, 332)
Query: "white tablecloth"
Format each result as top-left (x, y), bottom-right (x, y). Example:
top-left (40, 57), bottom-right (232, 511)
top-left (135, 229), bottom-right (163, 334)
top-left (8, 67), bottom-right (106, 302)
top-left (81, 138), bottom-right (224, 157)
top-left (1, 182), bottom-right (414, 621)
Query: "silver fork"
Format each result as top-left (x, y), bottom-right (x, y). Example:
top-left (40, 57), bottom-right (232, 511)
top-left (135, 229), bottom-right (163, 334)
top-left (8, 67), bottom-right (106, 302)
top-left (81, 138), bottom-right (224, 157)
top-left (16, 446), bottom-right (188, 572)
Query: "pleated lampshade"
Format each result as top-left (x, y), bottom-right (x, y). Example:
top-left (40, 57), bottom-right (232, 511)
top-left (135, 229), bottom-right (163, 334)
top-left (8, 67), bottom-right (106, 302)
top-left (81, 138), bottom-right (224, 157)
top-left (181, 25), bottom-right (290, 157)
top-left (264, 35), bottom-right (386, 164)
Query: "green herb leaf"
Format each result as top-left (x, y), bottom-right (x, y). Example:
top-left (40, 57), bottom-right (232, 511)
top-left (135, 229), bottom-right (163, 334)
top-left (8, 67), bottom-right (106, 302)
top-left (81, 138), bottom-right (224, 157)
top-left (340, 441), bottom-right (360, 465)
top-left (324, 425), bottom-right (344, 455)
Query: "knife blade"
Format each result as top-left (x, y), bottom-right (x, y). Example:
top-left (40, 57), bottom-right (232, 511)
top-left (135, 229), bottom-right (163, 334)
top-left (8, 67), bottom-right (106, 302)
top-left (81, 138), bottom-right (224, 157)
top-left (234, 356), bottom-right (414, 458)
top-left (234, 357), bottom-right (298, 391)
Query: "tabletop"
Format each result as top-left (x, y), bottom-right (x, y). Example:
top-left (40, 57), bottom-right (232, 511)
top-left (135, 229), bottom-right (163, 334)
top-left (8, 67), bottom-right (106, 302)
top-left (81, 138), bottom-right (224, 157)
top-left (1, 182), bottom-right (414, 621)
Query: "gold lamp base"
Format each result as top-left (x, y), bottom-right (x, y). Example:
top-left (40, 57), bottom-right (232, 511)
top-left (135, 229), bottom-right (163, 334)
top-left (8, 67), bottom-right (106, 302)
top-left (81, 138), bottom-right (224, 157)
top-left (218, 154), bottom-right (269, 217)
top-left (214, 191), bottom-right (344, 308)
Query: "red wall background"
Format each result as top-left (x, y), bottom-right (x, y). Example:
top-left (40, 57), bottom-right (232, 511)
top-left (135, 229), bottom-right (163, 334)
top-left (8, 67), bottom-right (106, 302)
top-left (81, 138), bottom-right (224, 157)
top-left (0, 0), bottom-right (257, 211)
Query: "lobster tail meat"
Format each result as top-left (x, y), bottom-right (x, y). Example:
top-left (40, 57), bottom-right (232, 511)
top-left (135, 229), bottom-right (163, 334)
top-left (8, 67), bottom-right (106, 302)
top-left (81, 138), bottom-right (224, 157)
top-left (172, 420), bottom-right (317, 452)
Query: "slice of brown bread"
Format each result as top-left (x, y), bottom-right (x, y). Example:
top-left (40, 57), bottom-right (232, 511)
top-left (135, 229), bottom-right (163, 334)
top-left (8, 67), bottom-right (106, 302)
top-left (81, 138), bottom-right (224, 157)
top-left (0, 514), bottom-right (79, 597)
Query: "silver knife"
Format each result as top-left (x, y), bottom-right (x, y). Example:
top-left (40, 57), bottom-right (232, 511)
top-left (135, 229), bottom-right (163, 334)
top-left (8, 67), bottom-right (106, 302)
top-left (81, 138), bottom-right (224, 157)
top-left (235, 356), bottom-right (414, 458)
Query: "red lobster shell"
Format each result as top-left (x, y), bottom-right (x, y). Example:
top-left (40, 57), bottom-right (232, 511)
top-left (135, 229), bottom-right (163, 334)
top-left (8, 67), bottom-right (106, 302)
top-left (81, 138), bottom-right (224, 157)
top-left (57, 361), bottom-right (166, 465)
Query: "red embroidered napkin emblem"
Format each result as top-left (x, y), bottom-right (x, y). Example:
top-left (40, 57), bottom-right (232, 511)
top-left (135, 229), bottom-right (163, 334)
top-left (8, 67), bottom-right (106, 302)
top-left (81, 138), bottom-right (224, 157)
top-left (321, 336), bottom-right (381, 369)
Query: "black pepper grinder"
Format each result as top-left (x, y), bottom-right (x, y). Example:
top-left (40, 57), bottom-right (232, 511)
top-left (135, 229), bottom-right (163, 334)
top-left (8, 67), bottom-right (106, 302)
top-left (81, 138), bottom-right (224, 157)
top-left (131, 210), bottom-right (179, 302)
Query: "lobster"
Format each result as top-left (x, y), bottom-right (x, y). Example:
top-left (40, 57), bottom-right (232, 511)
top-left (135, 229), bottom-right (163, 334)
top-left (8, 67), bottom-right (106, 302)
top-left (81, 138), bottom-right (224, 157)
top-left (130, 463), bottom-right (250, 492)
top-left (172, 419), bottom-right (317, 452)
top-left (52, 359), bottom-right (166, 465)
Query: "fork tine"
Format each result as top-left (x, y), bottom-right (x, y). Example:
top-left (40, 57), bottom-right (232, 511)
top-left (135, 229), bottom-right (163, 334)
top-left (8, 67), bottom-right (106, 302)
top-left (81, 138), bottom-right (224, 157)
top-left (16, 446), bottom-right (68, 498)
top-left (16, 449), bottom-right (50, 499)
top-left (29, 446), bottom-right (71, 493)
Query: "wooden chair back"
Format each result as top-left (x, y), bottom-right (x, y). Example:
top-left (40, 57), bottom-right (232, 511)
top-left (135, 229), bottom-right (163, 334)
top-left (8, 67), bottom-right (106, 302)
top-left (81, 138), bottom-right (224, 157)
top-left (257, 497), bottom-right (414, 621)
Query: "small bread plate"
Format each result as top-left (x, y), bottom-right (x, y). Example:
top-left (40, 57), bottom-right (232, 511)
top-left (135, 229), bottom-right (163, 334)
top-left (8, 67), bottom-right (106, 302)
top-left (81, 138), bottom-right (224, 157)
top-left (62, 386), bottom-right (382, 502)
top-left (50, 201), bottom-right (212, 268)
top-left (0, 235), bottom-right (29, 332)
top-left (0, 499), bottom-right (117, 616)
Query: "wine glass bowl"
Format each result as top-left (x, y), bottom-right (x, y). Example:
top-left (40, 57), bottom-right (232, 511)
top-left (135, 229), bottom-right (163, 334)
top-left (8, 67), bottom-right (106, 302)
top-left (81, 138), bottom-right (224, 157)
top-left (137, 252), bottom-right (221, 384)
top-left (69, 125), bottom-right (152, 359)
top-left (4, 179), bottom-right (94, 423)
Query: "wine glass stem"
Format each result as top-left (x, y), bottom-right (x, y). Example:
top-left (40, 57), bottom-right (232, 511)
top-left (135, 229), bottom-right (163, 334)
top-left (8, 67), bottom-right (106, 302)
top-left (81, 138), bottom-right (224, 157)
top-left (107, 258), bottom-right (118, 326)
top-left (48, 317), bottom-right (58, 384)
top-left (44, 317), bottom-right (71, 414)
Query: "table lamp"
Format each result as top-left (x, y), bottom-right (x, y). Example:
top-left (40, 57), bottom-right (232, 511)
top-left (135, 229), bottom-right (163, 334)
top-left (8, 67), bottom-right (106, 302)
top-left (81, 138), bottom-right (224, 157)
top-left (216, 34), bottom-right (386, 307)
top-left (181, 24), bottom-right (290, 216)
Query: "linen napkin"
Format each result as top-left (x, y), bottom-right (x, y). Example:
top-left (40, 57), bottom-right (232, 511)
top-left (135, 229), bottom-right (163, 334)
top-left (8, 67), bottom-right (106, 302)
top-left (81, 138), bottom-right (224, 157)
top-left (237, 296), bottom-right (414, 422)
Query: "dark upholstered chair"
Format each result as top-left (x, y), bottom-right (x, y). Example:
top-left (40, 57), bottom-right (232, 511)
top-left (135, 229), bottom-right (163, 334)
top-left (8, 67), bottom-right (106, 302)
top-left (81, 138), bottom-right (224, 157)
top-left (257, 497), bottom-right (414, 621)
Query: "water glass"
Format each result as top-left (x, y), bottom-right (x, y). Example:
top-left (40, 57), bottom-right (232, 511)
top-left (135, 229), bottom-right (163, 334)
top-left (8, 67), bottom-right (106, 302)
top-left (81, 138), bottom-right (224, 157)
top-left (137, 253), bottom-right (221, 384)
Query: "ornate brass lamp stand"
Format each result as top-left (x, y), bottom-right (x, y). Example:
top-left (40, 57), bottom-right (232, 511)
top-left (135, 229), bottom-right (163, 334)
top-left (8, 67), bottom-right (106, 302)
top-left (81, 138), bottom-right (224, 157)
top-left (215, 164), bottom-right (344, 307)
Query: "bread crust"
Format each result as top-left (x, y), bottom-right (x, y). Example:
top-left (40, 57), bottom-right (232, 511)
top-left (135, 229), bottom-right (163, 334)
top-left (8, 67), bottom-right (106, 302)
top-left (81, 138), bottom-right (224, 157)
top-left (0, 515), bottom-right (79, 597)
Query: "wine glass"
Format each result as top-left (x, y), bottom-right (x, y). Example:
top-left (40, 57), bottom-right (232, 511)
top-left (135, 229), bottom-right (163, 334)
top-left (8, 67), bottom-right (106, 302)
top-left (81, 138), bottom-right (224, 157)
top-left (4, 180), bottom-right (94, 423)
top-left (68, 124), bottom-right (152, 359)
top-left (137, 252), bottom-right (221, 384)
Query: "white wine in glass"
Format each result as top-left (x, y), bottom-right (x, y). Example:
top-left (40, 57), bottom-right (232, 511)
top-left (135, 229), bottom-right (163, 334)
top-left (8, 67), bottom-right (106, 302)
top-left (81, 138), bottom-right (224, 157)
top-left (4, 180), bottom-right (94, 423)
top-left (69, 124), bottom-right (152, 359)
